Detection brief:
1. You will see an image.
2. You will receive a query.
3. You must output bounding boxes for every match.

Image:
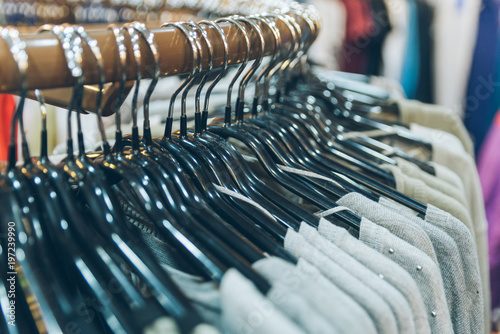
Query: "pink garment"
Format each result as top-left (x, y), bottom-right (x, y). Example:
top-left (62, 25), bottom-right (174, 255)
top-left (477, 110), bottom-right (500, 313)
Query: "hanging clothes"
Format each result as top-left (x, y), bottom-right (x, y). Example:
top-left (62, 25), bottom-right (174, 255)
top-left (478, 110), bottom-right (500, 331)
top-left (0, 11), bottom-right (492, 334)
top-left (464, 0), bottom-right (500, 154)
top-left (0, 94), bottom-right (16, 162)
top-left (400, 0), bottom-right (420, 99)
top-left (414, 1), bottom-right (435, 104)
top-left (381, 0), bottom-right (410, 86)
top-left (433, 0), bottom-right (482, 115)
top-left (338, 0), bottom-right (374, 74)
top-left (307, 0), bottom-right (346, 70)
top-left (365, 0), bottom-right (392, 76)
top-left (493, 26), bottom-right (500, 117)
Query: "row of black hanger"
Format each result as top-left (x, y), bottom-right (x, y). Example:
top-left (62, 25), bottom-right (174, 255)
top-left (1, 9), bottom-right (436, 334)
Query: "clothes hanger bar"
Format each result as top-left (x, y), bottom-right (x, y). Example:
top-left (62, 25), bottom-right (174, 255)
top-left (0, 13), bottom-right (316, 94)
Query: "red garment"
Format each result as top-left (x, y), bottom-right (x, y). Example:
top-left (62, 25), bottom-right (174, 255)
top-left (341, 0), bottom-right (374, 41)
top-left (0, 94), bottom-right (16, 162)
top-left (339, 0), bottom-right (374, 74)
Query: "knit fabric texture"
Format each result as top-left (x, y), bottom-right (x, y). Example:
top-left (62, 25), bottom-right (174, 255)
top-left (396, 98), bottom-right (474, 156)
top-left (284, 229), bottom-right (399, 334)
top-left (298, 222), bottom-right (416, 334)
top-left (415, 123), bottom-right (491, 330)
top-left (337, 192), bottom-right (439, 264)
top-left (393, 157), bottom-right (468, 208)
top-left (253, 256), bottom-right (378, 334)
top-left (358, 218), bottom-right (453, 333)
top-left (383, 163), bottom-right (474, 230)
top-left (317, 218), bottom-right (432, 334)
top-left (220, 269), bottom-right (306, 334)
top-left (430, 161), bottom-right (467, 193)
top-left (379, 197), bottom-right (481, 334)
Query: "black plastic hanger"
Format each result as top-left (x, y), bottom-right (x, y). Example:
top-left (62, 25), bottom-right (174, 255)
top-left (179, 21), bottom-right (302, 228)
top-left (228, 28), bottom-right (364, 202)
top-left (241, 15), bottom-right (389, 197)
top-left (279, 9), bottom-right (436, 175)
top-left (288, 52), bottom-right (436, 174)
top-left (160, 21), bottom-right (301, 265)
top-left (201, 16), bottom-right (362, 232)
top-left (0, 26), bottom-right (116, 333)
top-left (262, 14), bottom-right (399, 170)
top-left (60, 25), bottom-right (215, 333)
top-left (105, 25), bottom-right (231, 284)
top-left (172, 21), bottom-right (296, 240)
top-left (192, 17), bottom-right (328, 229)
top-left (39, 25), bottom-right (198, 333)
top-left (143, 21), bottom-right (272, 294)
top-left (123, 23), bottom-right (274, 271)
top-left (96, 24), bottom-right (250, 309)
top-left (257, 14), bottom-right (428, 216)
top-left (292, 81), bottom-right (436, 173)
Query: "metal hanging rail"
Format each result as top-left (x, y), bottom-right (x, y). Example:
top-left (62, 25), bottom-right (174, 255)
top-left (0, 9), bottom-right (319, 94)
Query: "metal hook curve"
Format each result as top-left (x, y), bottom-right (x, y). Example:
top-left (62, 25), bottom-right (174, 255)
top-left (127, 22), bottom-right (160, 146)
top-left (121, 23), bottom-right (142, 151)
top-left (233, 15), bottom-right (265, 124)
top-left (249, 15), bottom-right (281, 115)
top-left (214, 16), bottom-right (250, 126)
top-left (183, 21), bottom-right (215, 135)
top-left (70, 25), bottom-right (110, 156)
top-left (160, 22), bottom-right (199, 140)
top-left (177, 21), bottom-right (205, 138)
top-left (107, 24), bottom-right (128, 154)
top-left (197, 20), bottom-right (229, 132)
top-left (38, 25), bottom-right (84, 160)
top-left (33, 89), bottom-right (49, 160)
top-left (1, 27), bottom-right (29, 169)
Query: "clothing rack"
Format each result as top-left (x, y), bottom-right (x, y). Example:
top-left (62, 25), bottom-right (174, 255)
top-left (0, 10), bottom-right (319, 95)
top-left (0, 3), bottom-right (491, 333)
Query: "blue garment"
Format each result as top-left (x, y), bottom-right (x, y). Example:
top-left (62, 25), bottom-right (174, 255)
top-left (493, 16), bottom-right (500, 124)
top-left (400, 0), bottom-right (420, 99)
top-left (464, 0), bottom-right (500, 154)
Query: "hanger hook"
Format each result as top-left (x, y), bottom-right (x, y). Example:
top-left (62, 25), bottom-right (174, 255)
top-left (233, 15), bottom-right (265, 125)
top-left (214, 16), bottom-right (250, 126)
top-left (187, 21), bottom-right (214, 136)
top-left (1, 27), bottom-right (29, 169)
top-left (287, 8), bottom-right (318, 75)
top-left (34, 90), bottom-right (47, 135)
top-left (59, 24), bottom-right (87, 158)
top-left (70, 25), bottom-right (110, 157)
top-left (176, 21), bottom-right (204, 138)
top-left (287, 5), bottom-right (321, 54)
top-left (197, 20), bottom-right (229, 132)
top-left (279, 14), bottom-right (305, 80)
top-left (107, 24), bottom-right (128, 155)
top-left (122, 23), bottom-right (142, 152)
top-left (249, 15), bottom-right (281, 116)
top-left (34, 89), bottom-right (49, 160)
top-left (273, 14), bottom-right (300, 65)
top-left (263, 13), bottom-right (299, 103)
top-left (38, 24), bottom-right (84, 161)
top-left (127, 22), bottom-right (160, 147)
top-left (160, 22), bottom-right (199, 140)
